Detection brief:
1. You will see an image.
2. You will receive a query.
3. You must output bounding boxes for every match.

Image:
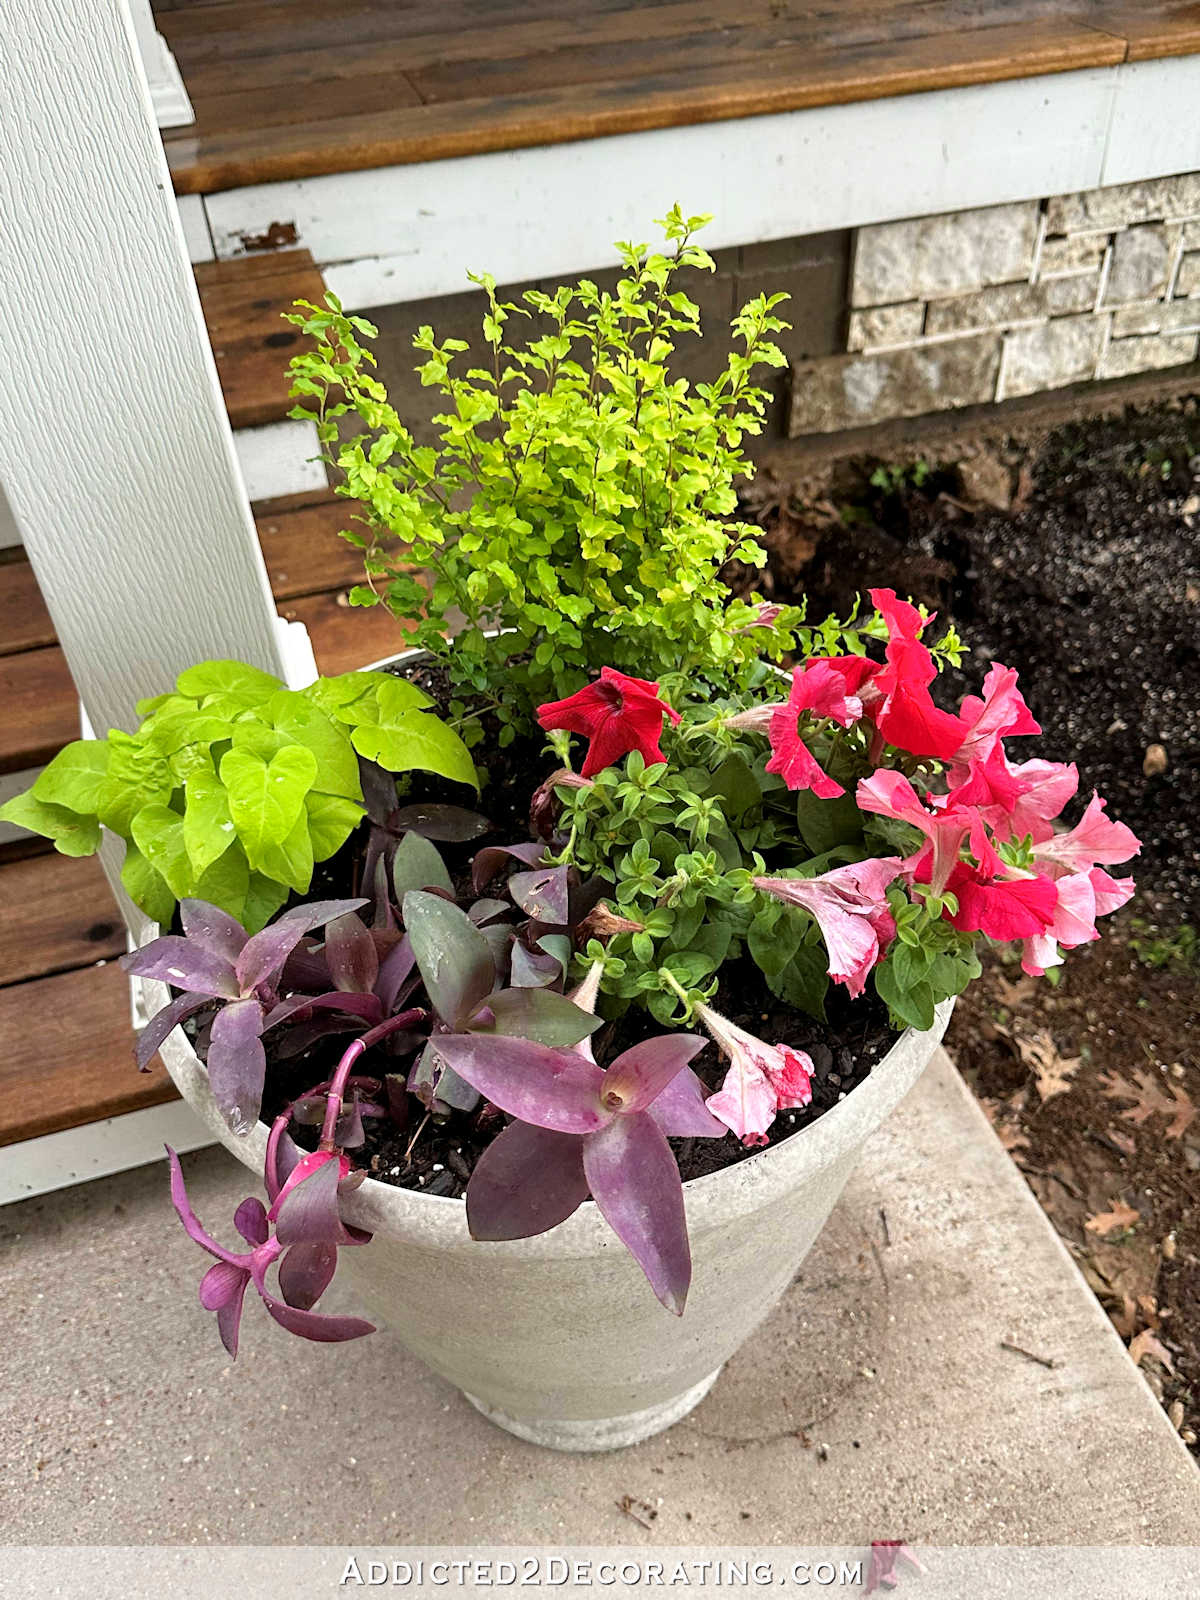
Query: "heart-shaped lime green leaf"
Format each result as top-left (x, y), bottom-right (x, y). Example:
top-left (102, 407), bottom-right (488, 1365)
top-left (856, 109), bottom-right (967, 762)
top-left (95, 736), bottom-right (174, 837)
top-left (352, 711), bottom-right (478, 790)
top-left (252, 808), bottom-right (314, 895)
top-left (183, 761), bottom-right (236, 875)
top-left (305, 792), bottom-right (365, 860)
top-left (176, 659), bottom-right (282, 704)
top-left (31, 741), bottom-right (111, 815)
top-left (242, 872), bottom-right (290, 935)
top-left (120, 841), bottom-right (175, 927)
top-left (219, 745), bottom-right (318, 865)
top-left (267, 690), bottom-right (362, 800)
top-left (130, 803), bottom-right (196, 900)
top-left (0, 790), bottom-right (100, 856)
top-left (375, 676), bottom-right (434, 721)
top-left (194, 842), bottom-right (251, 922)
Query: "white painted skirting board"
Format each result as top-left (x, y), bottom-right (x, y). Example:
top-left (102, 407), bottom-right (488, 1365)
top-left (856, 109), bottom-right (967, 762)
top-left (0, 1100), bottom-right (213, 1207)
top-left (196, 56), bottom-right (1200, 311)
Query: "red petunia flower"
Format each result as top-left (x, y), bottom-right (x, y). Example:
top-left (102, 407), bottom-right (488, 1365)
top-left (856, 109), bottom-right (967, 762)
top-left (536, 668), bottom-right (682, 778)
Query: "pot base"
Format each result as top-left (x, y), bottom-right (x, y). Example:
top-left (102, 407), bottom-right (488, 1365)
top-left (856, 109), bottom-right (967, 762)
top-left (463, 1368), bottom-right (723, 1453)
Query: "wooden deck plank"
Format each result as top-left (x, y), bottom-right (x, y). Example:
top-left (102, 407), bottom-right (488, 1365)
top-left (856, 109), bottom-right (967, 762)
top-left (195, 248), bottom-right (325, 429)
top-left (0, 854), bottom-right (125, 988)
top-left (0, 500), bottom-right (366, 664)
top-left (0, 963), bottom-right (176, 1149)
top-left (0, 558), bottom-right (56, 656)
top-left (0, 550), bottom-right (406, 775)
top-left (1094, 3), bottom-right (1200, 60)
top-left (162, 18), bottom-right (1127, 194)
top-left (0, 648), bottom-right (80, 776)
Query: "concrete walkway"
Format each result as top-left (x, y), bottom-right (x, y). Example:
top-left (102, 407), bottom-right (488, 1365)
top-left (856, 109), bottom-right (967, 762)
top-left (1, 1049), bottom-right (1196, 1545)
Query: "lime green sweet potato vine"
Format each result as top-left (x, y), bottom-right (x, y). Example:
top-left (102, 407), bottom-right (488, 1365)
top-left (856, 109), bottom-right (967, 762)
top-left (0, 661), bottom-right (476, 931)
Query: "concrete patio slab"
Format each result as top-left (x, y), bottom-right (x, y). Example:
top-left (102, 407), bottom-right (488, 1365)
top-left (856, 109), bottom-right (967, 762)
top-left (1, 1048), bottom-right (1195, 1546)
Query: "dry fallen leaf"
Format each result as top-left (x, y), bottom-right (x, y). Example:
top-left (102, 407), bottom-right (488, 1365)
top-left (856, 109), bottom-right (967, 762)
top-left (1085, 1201), bottom-right (1140, 1238)
top-left (994, 973), bottom-right (1037, 1009)
top-left (979, 1098), bottom-right (1031, 1155)
top-left (1018, 1032), bottom-right (1082, 1101)
top-left (1128, 1328), bottom-right (1175, 1373)
top-left (1099, 1068), bottom-right (1197, 1140)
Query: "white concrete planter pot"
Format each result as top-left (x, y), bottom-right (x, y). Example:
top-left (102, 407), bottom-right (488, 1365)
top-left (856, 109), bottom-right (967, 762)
top-left (153, 994), bottom-right (951, 1452)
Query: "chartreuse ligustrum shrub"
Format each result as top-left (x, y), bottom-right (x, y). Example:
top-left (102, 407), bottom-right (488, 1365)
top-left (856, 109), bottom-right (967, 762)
top-left (285, 207), bottom-right (843, 740)
top-left (0, 661), bottom-right (476, 931)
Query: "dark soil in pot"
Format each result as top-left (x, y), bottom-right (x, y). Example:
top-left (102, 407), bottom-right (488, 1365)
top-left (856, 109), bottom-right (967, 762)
top-left (733, 393), bottom-right (1200, 1456)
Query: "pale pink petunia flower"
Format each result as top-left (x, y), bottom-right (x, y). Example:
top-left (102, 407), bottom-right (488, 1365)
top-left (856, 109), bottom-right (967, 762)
top-left (694, 1003), bottom-right (814, 1147)
top-left (753, 858), bottom-right (903, 998)
top-left (1033, 793), bottom-right (1141, 877)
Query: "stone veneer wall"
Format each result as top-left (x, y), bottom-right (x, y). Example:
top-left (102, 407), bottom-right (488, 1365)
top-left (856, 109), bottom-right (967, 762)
top-left (789, 175), bottom-right (1200, 437)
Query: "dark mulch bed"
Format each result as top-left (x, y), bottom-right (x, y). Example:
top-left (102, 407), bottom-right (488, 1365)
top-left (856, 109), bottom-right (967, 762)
top-left (737, 393), bottom-right (1200, 1453)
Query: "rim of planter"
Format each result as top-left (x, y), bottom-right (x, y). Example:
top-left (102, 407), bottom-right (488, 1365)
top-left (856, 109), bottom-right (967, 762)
top-left (148, 643), bottom-right (953, 1256)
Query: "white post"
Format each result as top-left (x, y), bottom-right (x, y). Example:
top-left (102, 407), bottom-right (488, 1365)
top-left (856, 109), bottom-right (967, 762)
top-left (0, 0), bottom-right (287, 745)
top-left (127, 0), bottom-right (194, 129)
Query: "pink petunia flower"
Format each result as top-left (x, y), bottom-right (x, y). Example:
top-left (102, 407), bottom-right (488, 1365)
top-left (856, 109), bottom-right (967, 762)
top-left (867, 588), bottom-right (967, 760)
top-left (1001, 757), bottom-right (1079, 842)
top-left (694, 1002), bottom-right (814, 1146)
top-left (763, 659), bottom-right (869, 798)
top-left (857, 769), bottom-right (972, 896)
top-left (537, 667), bottom-right (681, 779)
top-left (1032, 792), bottom-right (1141, 877)
top-left (949, 663), bottom-right (1041, 771)
top-left (944, 863), bottom-right (1059, 942)
top-left (753, 858), bottom-right (903, 998)
top-left (1019, 869), bottom-right (1100, 977)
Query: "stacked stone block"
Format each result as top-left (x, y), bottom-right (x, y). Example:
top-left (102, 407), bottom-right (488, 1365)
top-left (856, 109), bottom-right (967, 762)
top-left (790, 175), bottom-right (1200, 435)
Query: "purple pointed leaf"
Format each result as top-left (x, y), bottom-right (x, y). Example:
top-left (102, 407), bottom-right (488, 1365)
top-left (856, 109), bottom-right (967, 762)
top-left (508, 865), bottom-right (571, 925)
top-left (200, 1259), bottom-right (249, 1311)
top-left (121, 936), bottom-right (239, 1000)
top-left (279, 938), bottom-right (331, 993)
top-left (371, 854), bottom-right (397, 933)
top-left (402, 890), bottom-right (495, 1028)
top-left (274, 1155), bottom-right (354, 1248)
top-left (431, 1034), bottom-right (608, 1133)
top-left (469, 987), bottom-right (602, 1048)
top-left (136, 990), bottom-right (211, 1071)
top-left (466, 1122), bottom-right (589, 1241)
top-left (165, 1146), bottom-right (240, 1265)
top-left (236, 899), bottom-right (369, 994)
top-left (234, 1196), bottom-right (269, 1246)
top-left (277, 1240), bottom-right (338, 1310)
top-left (216, 1276), bottom-right (250, 1357)
top-left (323, 912), bottom-right (380, 994)
top-left (471, 841), bottom-right (543, 895)
top-left (376, 935), bottom-right (416, 1013)
top-left (207, 998), bottom-right (267, 1134)
top-left (582, 1112), bottom-right (692, 1315)
top-left (335, 1094), bottom-right (366, 1148)
top-left (361, 762), bottom-right (398, 826)
top-left (468, 898), bottom-right (510, 926)
top-left (258, 1286), bottom-right (375, 1344)
top-left (274, 1017), bottom-right (364, 1058)
top-left (601, 1034), bottom-right (708, 1117)
top-left (646, 1066), bottom-right (728, 1138)
top-left (265, 1122), bottom-right (304, 1204)
top-left (509, 940), bottom-right (560, 989)
top-left (392, 802), bottom-right (491, 841)
top-left (179, 899), bottom-right (249, 964)
top-left (262, 990), bottom-right (383, 1032)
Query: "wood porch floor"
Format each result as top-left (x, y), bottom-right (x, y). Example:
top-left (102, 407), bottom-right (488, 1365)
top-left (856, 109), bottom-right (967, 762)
top-left (0, 250), bottom-right (409, 1155)
top-left (154, 1), bottom-right (1200, 195)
